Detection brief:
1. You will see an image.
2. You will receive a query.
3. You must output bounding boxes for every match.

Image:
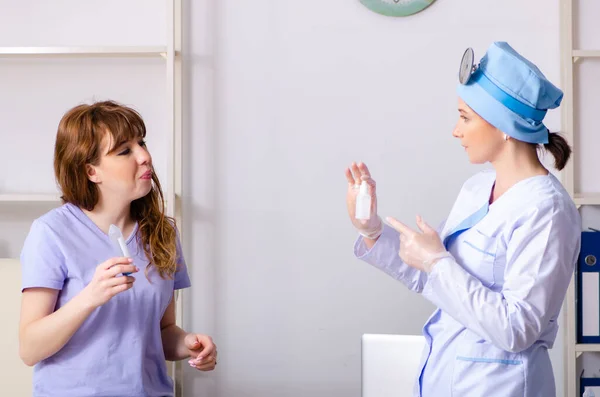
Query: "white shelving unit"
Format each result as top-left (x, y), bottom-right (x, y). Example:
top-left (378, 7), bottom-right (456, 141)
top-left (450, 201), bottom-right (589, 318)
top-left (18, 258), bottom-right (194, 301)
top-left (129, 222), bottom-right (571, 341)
top-left (572, 50), bottom-right (600, 59)
top-left (0, 0), bottom-right (185, 395)
top-left (575, 194), bottom-right (600, 206)
top-left (0, 46), bottom-right (168, 57)
top-left (0, 194), bottom-right (61, 202)
top-left (561, 0), bottom-right (600, 394)
top-left (576, 344), bottom-right (600, 353)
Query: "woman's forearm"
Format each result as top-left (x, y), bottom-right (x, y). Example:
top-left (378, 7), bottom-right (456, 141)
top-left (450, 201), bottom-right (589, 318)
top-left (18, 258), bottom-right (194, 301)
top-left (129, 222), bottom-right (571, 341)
top-left (161, 324), bottom-right (189, 361)
top-left (20, 294), bottom-right (95, 366)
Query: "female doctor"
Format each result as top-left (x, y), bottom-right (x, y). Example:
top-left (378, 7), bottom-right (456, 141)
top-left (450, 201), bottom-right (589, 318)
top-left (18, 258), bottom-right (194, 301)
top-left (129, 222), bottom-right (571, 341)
top-left (346, 42), bottom-right (581, 396)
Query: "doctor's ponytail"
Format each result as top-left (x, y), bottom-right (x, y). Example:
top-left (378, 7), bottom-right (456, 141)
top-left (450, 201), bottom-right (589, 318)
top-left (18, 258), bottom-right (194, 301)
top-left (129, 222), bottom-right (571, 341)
top-left (541, 131), bottom-right (571, 171)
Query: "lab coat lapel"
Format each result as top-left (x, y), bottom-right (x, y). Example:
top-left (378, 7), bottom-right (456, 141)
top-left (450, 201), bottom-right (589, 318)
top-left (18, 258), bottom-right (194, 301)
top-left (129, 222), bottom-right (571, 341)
top-left (441, 173), bottom-right (496, 246)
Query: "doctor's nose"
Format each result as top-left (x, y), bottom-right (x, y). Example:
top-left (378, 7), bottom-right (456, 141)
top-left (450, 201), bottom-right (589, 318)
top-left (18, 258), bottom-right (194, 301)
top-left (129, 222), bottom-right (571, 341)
top-left (452, 125), bottom-right (462, 138)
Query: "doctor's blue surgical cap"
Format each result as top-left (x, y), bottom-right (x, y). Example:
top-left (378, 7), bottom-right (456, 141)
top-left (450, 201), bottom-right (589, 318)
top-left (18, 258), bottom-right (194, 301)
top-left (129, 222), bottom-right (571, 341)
top-left (457, 42), bottom-right (563, 144)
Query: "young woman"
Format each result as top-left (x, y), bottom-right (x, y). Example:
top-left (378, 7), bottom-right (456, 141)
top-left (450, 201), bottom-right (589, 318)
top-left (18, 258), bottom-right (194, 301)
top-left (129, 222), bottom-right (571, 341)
top-left (19, 101), bottom-right (216, 396)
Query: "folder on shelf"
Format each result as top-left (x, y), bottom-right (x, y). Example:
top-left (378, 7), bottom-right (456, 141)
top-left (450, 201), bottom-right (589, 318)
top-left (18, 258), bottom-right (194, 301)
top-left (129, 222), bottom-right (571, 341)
top-left (580, 353), bottom-right (600, 396)
top-left (581, 378), bottom-right (600, 397)
top-left (578, 230), bottom-right (600, 343)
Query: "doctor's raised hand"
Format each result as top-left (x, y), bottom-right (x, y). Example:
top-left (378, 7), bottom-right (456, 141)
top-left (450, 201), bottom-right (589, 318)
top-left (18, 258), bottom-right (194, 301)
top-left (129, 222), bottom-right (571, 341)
top-left (345, 162), bottom-right (383, 241)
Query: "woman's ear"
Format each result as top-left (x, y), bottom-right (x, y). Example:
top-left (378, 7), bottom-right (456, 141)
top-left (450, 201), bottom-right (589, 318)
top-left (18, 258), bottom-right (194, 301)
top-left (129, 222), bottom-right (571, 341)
top-left (87, 164), bottom-right (101, 183)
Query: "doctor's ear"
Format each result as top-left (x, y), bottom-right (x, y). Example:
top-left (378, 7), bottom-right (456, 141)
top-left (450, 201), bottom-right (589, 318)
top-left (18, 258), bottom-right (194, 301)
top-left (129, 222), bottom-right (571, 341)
top-left (495, 128), bottom-right (509, 141)
top-left (86, 164), bottom-right (101, 183)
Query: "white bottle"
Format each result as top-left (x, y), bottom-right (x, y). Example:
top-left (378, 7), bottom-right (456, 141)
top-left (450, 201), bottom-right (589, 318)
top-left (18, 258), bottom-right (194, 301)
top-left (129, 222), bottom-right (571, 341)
top-left (108, 224), bottom-right (132, 276)
top-left (355, 180), bottom-right (371, 220)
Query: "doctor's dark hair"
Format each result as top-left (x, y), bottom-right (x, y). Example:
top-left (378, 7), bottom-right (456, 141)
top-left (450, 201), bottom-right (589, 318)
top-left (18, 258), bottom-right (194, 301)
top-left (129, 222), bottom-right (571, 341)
top-left (53, 100), bottom-right (178, 280)
top-left (538, 131), bottom-right (571, 171)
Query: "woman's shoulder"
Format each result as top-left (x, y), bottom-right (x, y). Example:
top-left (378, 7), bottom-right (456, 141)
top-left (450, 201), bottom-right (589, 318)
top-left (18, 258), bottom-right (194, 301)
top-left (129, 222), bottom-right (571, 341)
top-left (29, 202), bottom-right (81, 233)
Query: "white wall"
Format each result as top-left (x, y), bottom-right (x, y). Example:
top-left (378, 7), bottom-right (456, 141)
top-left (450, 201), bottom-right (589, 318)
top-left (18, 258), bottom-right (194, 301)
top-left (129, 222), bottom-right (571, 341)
top-left (0, 0), bottom-right (585, 396)
top-left (184, 0), bottom-right (566, 396)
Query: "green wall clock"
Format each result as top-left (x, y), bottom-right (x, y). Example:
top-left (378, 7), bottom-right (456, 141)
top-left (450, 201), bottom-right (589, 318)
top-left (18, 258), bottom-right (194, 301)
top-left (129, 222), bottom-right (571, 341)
top-left (359, 0), bottom-right (436, 17)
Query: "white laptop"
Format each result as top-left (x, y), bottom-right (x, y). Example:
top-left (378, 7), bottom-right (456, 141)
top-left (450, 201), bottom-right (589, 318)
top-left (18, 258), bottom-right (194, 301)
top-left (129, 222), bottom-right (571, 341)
top-left (361, 334), bottom-right (426, 397)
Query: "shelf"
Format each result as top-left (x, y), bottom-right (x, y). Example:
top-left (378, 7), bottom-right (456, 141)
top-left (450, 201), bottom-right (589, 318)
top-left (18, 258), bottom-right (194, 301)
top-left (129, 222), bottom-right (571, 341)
top-left (576, 344), bottom-right (600, 353)
top-left (575, 194), bottom-right (600, 206)
top-left (0, 194), bottom-right (61, 202)
top-left (572, 50), bottom-right (600, 64)
top-left (0, 46), bottom-right (169, 58)
top-left (573, 50), bottom-right (600, 58)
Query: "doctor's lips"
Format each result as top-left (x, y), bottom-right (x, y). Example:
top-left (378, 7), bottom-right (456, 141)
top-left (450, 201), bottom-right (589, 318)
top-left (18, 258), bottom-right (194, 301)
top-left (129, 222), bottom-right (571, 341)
top-left (140, 170), bottom-right (152, 180)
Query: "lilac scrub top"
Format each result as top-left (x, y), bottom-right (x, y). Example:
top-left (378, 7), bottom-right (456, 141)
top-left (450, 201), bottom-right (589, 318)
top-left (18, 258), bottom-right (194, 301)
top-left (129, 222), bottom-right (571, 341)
top-left (20, 202), bottom-right (191, 397)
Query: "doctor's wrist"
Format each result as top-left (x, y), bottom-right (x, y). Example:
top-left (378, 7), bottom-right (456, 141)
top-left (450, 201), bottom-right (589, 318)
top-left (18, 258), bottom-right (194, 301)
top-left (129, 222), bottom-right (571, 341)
top-left (422, 251), bottom-right (453, 273)
top-left (358, 216), bottom-right (384, 240)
